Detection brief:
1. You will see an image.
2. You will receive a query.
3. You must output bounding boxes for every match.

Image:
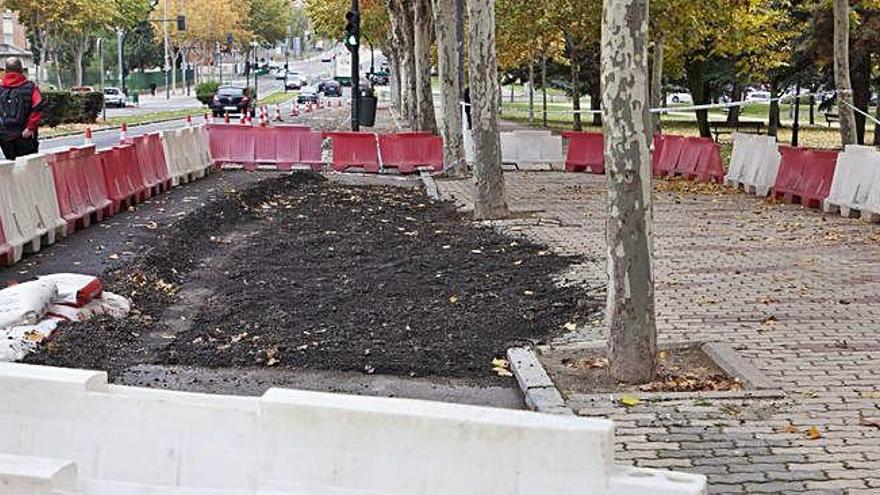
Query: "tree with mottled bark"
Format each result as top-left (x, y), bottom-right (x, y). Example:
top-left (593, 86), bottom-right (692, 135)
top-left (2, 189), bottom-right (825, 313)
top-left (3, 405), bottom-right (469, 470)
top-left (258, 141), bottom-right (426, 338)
top-left (466, 0), bottom-right (509, 220)
top-left (414, 0), bottom-right (438, 133)
top-left (432, 0), bottom-right (465, 174)
top-left (601, 0), bottom-right (657, 383)
top-left (833, 0), bottom-right (857, 146)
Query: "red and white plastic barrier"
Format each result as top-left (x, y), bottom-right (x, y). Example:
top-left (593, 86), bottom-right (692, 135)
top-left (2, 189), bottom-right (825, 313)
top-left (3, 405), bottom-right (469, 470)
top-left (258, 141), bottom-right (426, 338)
top-left (824, 144), bottom-right (880, 219)
top-left (0, 156), bottom-right (66, 265)
top-left (725, 133), bottom-right (781, 196)
top-left (46, 145), bottom-right (112, 234)
top-left (773, 146), bottom-right (838, 208)
top-left (562, 131), bottom-right (605, 174)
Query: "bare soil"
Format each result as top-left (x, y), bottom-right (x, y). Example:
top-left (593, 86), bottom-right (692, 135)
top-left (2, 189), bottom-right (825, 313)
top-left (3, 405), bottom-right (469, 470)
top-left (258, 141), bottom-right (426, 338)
top-left (540, 345), bottom-right (743, 394)
top-left (27, 172), bottom-right (588, 385)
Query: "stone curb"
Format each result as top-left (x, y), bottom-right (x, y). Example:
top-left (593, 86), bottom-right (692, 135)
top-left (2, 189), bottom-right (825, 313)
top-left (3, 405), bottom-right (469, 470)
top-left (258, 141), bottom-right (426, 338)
top-left (506, 347), bottom-right (573, 415)
top-left (323, 172), bottom-right (424, 189)
top-left (419, 171), bottom-right (440, 200)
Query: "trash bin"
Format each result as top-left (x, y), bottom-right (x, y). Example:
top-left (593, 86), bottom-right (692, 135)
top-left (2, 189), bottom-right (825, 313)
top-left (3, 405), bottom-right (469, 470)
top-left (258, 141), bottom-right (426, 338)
top-left (359, 93), bottom-right (378, 127)
top-left (128, 93), bottom-right (139, 106)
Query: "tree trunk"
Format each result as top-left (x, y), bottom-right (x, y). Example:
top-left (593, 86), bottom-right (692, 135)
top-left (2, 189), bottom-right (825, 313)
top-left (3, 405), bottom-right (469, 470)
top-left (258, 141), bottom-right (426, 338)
top-left (73, 37), bottom-right (87, 87)
top-left (833, 0), bottom-right (857, 146)
top-left (727, 83), bottom-right (741, 126)
top-left (414, 0), bottom-right (438, 132)
top-left (874, 85), bottom-right (880, 145)
top-left (528, 56), bottom-right (535, 124)
top-left (590, 82), bottom-right (602, 126)
top-left (685, 60), bottom-right (711, 138)
top-left (542, 51), bottom-right (548, 127)
top-left (649, 40), bottom-right (663, 135)
top-left (601, 0), bottom-right (656, 384)
top-left (768, 81), bottom-right (780, 137)
top-left (52, 48), bottom-right (63, 88)
top-left (432, 0), bottom-right (465, 174)
top-left (466, 0), bottom-right (508, 220)
top-left (389, 52), bottom-right (402, 110)
top-left (401, 4), bottom-right (418, 127)
top-left (851, 52), bottom-right (870, 145)
top-left (571, 60), bottom-right (582, 131)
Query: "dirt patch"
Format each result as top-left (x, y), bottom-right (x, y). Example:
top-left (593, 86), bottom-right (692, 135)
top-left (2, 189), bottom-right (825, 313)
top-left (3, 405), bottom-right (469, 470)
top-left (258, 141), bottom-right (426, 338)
top-left (540, 345), bottom-right (742, 394)
top-left (27, 172), bottom-right (589, 385)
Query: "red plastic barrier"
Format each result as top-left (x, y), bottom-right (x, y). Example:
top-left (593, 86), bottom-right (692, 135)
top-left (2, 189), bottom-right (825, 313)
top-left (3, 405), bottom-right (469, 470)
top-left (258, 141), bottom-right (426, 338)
top-left (46, 145), bottom-right (113, 233)
top-left (378, 133), bottom-right (444, 173)
top-left (253, 126), bottom-right (279, 170)
top-left (652, 135), bottom-right (723, 183)
top-left (561, 131), bottom-right (604, 174)
top-left (299, 132), bottom-right (325, 170)
top-left (773, 146), bottom-right (839, 208)
top-left (99, 144), bottom-right (147, 214)
top-left (326, 132), bottom-right (380, 173)
top-left (207, 123), bottom-right (256, 166)
top-left (124, 133), bottom-right (171, 195)
top-left (268, 126), bottom-right (314, 170)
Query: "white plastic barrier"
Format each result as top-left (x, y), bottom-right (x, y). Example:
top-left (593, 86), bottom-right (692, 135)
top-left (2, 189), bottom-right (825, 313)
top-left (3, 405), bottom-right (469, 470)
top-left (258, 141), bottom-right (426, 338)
top-left (824, 144), bottom-right (880, 220)
top-left (0, 155), bottom-right (66, 264)
top-left (725, 133), bottom-right (781, 196)
top-left (0, 363), bottom-right (705, 495)
top-left (162, 126), bottom-right (213, 186)
top-left (501, 130), bottom-right (564, 167)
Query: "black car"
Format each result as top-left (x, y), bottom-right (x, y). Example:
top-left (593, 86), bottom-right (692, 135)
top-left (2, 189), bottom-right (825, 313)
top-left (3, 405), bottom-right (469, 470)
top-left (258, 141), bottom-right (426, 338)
top-left (297, 86), bottom-right (320, 104)
top-left (318, 80), bottom-right (342, 97)
top-left (210, 86), bottom-right (251, 117)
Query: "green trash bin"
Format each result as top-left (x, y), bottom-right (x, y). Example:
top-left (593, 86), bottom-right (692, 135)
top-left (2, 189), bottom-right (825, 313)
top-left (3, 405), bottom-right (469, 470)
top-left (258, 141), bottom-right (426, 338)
top-left (359, 95), bottom-right (378, 127)
top-left (128, 93), bottom-right (139, 106)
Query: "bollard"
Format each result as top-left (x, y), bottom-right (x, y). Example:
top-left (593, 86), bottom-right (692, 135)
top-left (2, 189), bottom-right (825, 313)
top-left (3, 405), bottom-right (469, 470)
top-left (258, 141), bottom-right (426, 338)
top-left (119, 122), bottom-right (128, 142)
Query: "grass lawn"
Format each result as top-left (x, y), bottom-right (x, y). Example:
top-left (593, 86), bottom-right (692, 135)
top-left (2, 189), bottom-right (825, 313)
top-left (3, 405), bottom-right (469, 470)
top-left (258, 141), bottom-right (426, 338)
top-left (259, 90), bottom-right (297, 106)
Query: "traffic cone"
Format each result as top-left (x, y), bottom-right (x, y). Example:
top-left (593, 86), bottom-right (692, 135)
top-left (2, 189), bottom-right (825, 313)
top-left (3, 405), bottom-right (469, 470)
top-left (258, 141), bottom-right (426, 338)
top-left (306, 102), bottom-right (312, 113)
top-left (186, 114), bottom-right (193, 126)
top-left (119, 122), bottom-right (128, 142)
top-left (290, 103), bottom-right (298, 117)
top-left (224, 113), bottom-right (230, 124)
top-left (84, 127), bottom-right (92, 146)
top-left (239, 114), bottom-right (246, 124)
top-left (275, 105), bottom-right (282, 122)
top-left (204, 113), bottom-right (210, 124)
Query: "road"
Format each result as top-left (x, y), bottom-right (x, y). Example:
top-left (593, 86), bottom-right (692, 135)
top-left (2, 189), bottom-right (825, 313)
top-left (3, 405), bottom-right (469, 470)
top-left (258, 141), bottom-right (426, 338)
top-left (43, 50), bottom-right (345, 151)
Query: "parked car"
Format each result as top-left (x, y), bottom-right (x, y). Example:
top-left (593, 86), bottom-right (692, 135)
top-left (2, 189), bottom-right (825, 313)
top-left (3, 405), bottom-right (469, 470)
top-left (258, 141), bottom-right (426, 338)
top-left (318, 79), bottom-right (342, 97)
top-left (271, 68), bottom-right (287, 80)
top-left (297, 86), bottom-right (320, 104)
top-left (103, 87), bottom-right (127, 107)
top-left (665, 90), bottom-right (692, 105)
top-left (210, 85), bottom-right (251, 117)
top-left (69, 86), bottom-right (95, 94)
top-left (745, 90), bottom-right (772, 102)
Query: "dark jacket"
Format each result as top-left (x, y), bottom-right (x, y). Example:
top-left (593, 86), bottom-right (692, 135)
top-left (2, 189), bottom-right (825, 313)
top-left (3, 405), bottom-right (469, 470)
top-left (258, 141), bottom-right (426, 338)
top-left (0, 72), bottom-right (42, 140)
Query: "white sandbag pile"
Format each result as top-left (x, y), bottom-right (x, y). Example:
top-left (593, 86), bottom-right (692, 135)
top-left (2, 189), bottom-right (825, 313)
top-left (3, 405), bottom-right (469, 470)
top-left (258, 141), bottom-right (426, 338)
top-left (0, 274), bottom-right (130, 362)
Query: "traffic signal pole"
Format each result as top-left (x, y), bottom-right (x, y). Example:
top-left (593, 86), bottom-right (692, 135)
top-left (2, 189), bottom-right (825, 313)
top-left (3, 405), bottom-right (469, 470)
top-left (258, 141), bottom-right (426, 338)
top-left (348, 0), bottom-right (360, 131)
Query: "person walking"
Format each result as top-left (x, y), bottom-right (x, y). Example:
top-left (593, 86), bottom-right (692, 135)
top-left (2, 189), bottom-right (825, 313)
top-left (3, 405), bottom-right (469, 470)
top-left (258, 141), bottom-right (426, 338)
top-left (0, 57), bottom-right (43, 160)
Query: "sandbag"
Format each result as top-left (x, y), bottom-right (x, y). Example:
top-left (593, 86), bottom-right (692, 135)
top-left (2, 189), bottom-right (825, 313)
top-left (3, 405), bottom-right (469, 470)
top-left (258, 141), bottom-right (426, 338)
top-left (0, 280), bottom-right (57, 329)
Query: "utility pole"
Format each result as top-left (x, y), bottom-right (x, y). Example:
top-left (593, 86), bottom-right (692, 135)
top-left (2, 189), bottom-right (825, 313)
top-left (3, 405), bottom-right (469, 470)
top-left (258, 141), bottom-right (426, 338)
top-left (116, 28), bottom-right (124, 92)
top-left (792, 80), bottom-right (801, 147)
top-left (346, 1), bottom-right (361, 131)
top-left (163, 0), bottom-right (170, 99)
top-left (97, 38), bottom-right (106, 121)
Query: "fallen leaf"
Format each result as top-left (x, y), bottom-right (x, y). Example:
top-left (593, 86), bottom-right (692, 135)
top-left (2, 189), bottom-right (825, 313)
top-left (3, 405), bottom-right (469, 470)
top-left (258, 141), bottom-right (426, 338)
top-left (563, 322), bottom-right (577, 332)
top-left (806, 426), bottom-right (822, 440)
top-left (779, 425), bottom-right (800, 434)
top-left (859, 418), bottom-right (880, 429)
top-left (619, 395), bottom-right (640, 408)
top-left (108, 253), bottom-right (120, 260)
top-left (491, 358), bottom-right (513, 377)
top-left (449, 295), bottom-right (459, 304)
top-left (523, 290), bottom-right (535, 296)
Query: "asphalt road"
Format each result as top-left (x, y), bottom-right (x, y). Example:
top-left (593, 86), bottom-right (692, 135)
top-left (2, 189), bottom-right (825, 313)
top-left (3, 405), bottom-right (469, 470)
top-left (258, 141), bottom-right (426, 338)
top-left (42, 51), bottom-right (342, 151)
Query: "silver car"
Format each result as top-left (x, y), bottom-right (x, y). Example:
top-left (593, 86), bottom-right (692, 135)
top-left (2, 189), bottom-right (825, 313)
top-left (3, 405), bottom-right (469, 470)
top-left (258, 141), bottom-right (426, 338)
top-left (103, 87), bottom-right (127, 108)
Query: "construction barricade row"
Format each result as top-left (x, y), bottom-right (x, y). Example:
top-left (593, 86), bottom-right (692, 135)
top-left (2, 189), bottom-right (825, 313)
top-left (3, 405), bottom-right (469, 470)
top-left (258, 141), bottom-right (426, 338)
top-left (824, 145), bottom-right (880, 221)
top-left (0, 156), bottom-right (66, 266)
top-left (379, 132), bottom-right (444, 173)
top-left (725, 133), bottom-right (782, 197)
top-left (209, 124), bottom-right (321, 171)
top-left (0, 362), bottom-right (707, 495)
top-left (123, 133), bottom-right (172, 198)
top-left (773, 146), bottom-right (838, 208)
top-left (47, 145), bottom-right (114, 235)
top-left (562, 131), bottom-right (605, 174)
top-left (502, 130), bottom-right (564, 168)
top-left (162, 125), bottom-right (213, 185)
top-left (99, 144), bottom-right (147, 214)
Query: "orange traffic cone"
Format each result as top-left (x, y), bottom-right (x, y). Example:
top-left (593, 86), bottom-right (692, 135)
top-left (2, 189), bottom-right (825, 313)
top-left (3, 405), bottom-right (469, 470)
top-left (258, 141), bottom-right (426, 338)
top-left (84, 127), bottom-right (93, 146)
top-left (119, 122), bottom-right (128, 142)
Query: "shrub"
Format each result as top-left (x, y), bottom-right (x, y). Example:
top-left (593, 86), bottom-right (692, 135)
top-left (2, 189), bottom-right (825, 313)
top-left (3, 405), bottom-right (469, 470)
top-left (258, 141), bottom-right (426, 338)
top-left (40, 90), bottom-right (103, 126)
top-left (196, 80), bottom-right (219, 106)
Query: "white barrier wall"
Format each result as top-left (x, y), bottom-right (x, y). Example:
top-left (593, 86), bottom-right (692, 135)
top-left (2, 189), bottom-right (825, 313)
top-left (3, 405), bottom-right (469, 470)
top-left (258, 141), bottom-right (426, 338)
top-left (501, 130), bottom-right (564, 166)
top-left (725, 133), bottom-right (781, 196)
top-left (0, 155), bottom-right (66, 263)
top-left (824, 144), bottom-right (880, 219)
top-left (161, 126), bottom-right (212, 186)
top-left (0, 363), bottom-right (706, 495)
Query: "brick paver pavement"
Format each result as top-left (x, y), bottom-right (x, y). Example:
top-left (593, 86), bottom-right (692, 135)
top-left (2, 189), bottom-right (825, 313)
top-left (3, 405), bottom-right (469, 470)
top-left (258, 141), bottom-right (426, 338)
top-left (438, 171), bottom-right (880, 494)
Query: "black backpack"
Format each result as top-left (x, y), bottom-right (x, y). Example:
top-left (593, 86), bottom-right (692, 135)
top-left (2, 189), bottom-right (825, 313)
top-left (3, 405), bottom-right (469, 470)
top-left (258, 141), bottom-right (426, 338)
top-left (0, 81), bottom-right (34, 138)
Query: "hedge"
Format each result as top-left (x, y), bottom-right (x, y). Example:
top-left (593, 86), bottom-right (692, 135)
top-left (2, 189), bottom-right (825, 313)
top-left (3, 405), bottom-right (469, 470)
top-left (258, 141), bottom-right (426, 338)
top-left (41, 91), bottom-right (105, 127)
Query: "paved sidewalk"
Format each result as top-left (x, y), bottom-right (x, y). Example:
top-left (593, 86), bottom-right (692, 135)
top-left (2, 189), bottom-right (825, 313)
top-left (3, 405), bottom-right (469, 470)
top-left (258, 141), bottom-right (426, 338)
top-left (438, 172), bottom-right (880, 494)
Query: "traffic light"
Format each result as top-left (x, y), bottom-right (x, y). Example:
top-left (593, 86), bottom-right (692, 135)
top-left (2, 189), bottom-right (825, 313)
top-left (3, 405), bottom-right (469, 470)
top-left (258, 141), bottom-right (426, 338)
top-left (344, 10), bottom-right (359, 52)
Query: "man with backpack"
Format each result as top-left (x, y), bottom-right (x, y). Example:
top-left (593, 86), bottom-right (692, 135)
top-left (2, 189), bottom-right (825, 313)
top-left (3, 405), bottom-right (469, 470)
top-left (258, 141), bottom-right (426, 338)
top-left (0, 57), bottom-right (43, 159)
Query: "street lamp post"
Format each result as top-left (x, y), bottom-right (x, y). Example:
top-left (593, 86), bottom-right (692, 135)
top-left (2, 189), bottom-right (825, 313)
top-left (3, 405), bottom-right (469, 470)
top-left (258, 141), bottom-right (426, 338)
top-left (97, 37), bottom-right (106, 121)
top-left (116, 28), bottom-right (124, 92)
